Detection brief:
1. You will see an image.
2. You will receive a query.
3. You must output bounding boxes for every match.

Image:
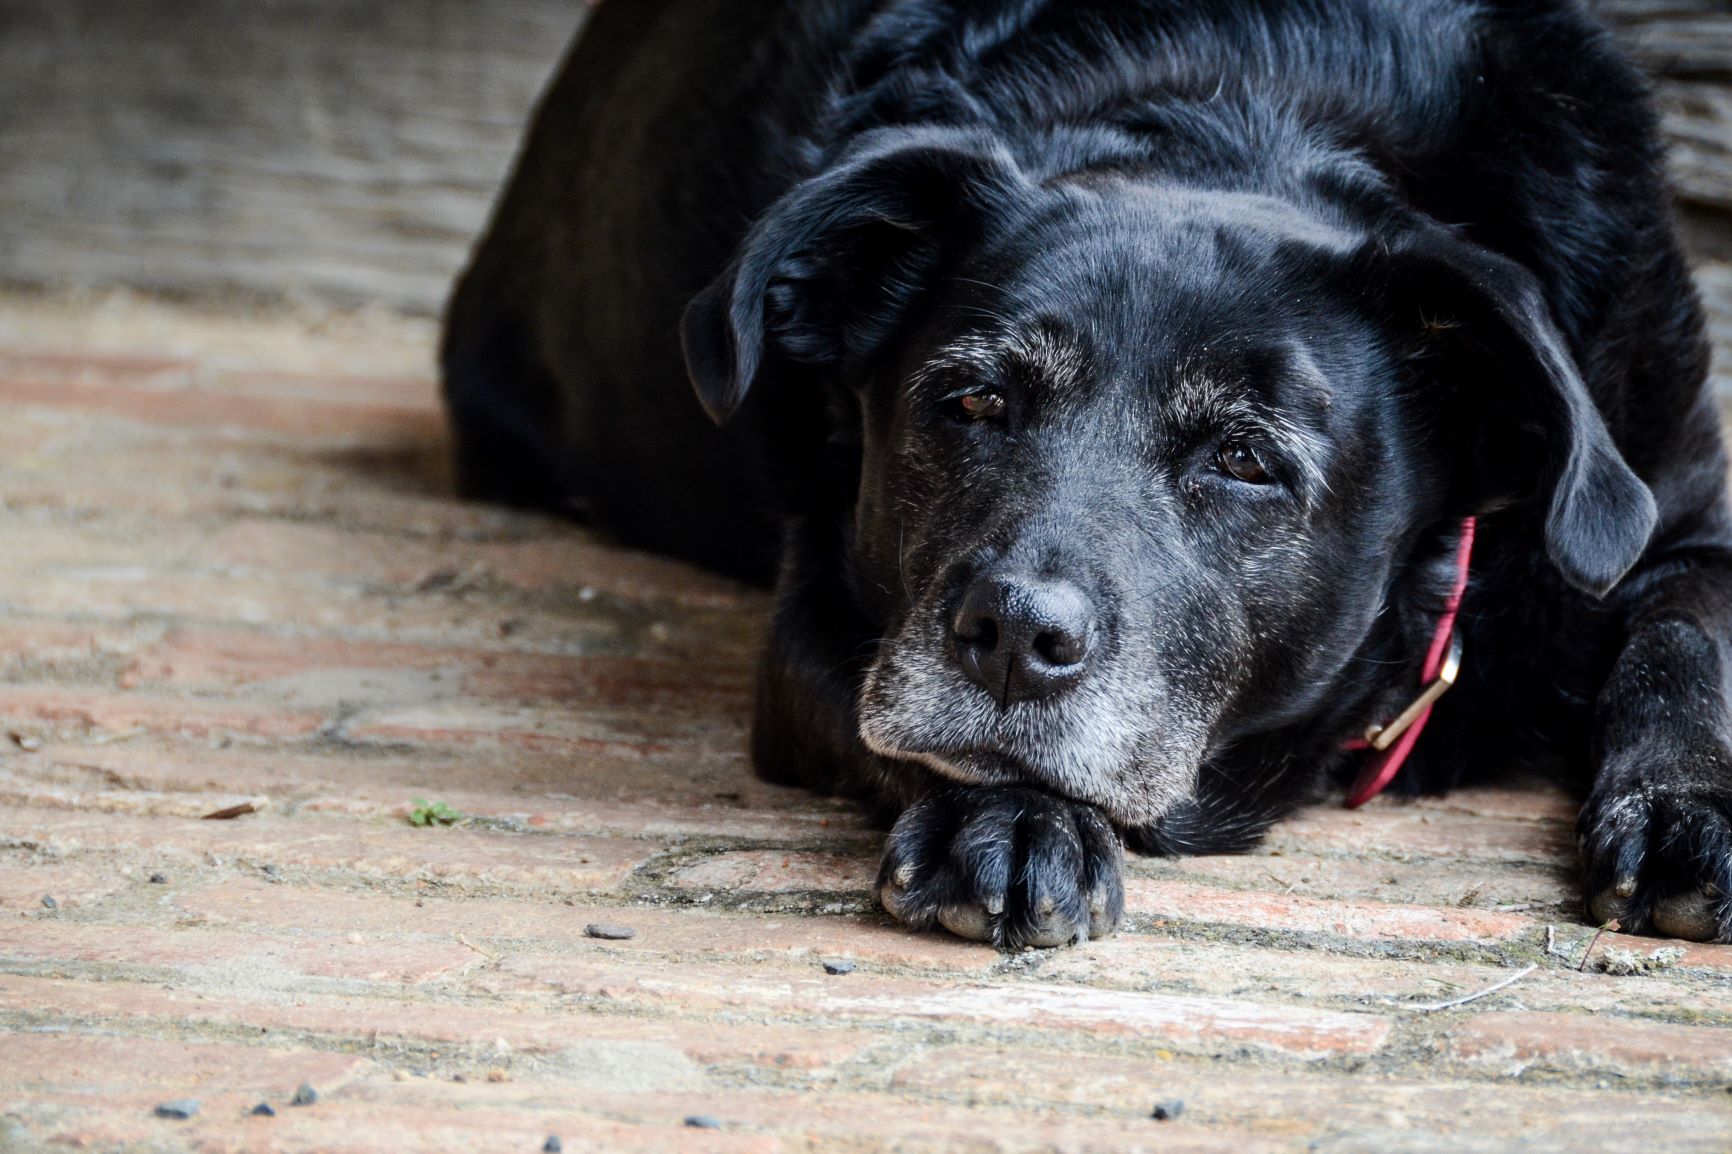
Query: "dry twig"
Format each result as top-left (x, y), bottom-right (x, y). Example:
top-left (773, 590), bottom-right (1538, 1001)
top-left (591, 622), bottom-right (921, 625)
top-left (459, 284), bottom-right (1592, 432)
top-left (1394, 964), bottom-right (1538, 1013)
top-left (457, 934), bottom-right (499, 962)
top-left (88, 726), bottom-right (149, 746)
top-left (1578, 919), bottom-right (1622, 972)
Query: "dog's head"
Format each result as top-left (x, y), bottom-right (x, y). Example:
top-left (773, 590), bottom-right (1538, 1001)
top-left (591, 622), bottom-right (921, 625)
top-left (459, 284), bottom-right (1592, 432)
top-left (682, 127), bottom-right (1655, 826)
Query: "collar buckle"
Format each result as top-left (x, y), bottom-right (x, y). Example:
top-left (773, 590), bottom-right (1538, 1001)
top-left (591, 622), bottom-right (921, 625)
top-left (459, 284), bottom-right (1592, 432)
top-left (1362, 629), bottom-right (1463, 752)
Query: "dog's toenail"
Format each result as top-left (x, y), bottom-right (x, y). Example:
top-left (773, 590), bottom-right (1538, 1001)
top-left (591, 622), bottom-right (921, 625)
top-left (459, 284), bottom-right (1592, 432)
top-left (893, 864), bottom-right (916, 888)
top-left (1615, 877), bottom-right (1638, 898)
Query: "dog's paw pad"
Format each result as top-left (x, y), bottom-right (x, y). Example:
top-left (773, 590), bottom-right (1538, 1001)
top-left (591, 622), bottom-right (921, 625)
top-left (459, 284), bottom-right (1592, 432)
top-left (1588, 874), bottom-right (1640, 926)
top-left (1651, 889), bottom-right (1721, 942)
top-left (936, 903), bottom-right (994, 942)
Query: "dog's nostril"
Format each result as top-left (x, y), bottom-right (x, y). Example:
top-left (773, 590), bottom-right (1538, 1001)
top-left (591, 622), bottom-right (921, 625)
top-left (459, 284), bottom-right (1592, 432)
top-left (954, 612), bottom-right (999, 651)
top-left (1034, 627), bottom-right (1088, 667)
top-left (952, 582), bottom-right (1005, 654)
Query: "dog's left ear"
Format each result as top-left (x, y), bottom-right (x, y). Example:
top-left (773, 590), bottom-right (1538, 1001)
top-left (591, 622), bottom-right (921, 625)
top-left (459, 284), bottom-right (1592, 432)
top-left (1379, 228), bottom-right (1657, 598)
top-left (681, 127), bottom-right (1027, 425)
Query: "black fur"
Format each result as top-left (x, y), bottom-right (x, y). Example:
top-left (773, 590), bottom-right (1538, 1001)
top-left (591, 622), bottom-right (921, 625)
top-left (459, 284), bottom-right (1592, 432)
top-left (445, 0), bottom-right (1729, 948)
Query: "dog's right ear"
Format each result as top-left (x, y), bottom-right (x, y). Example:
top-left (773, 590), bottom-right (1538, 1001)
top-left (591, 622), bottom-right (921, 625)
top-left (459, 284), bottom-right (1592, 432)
top-left (681, 127), bottom-right (1027, 426)
top-left (1371, 226), bottom-right (1657, 598)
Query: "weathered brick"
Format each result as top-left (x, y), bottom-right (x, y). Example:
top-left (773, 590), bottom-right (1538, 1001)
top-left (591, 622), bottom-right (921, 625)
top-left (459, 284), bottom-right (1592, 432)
top-left (1123, 877), bottom-right (1534, 943)
top-left (1268, 803), bottom-right (1575, 864)
top-left (0, 349), bottom-right (195, 387)
top-left (122, 625), bottom-right (755, 714)
top-left (0, 620), bottom-right (149, 677)
top-left (28, 1083), bottom-right (1289, 1154)
top-left (2, 742), bottom-right (861, 843)
top-left (350, 1083), bottom-right (1290, 1154)
top-left (0, 974), bottom-right (877, 1073)
top-left (1, 1032), bottom-right (373, 1096)
top-left (1402, 783), bottom-right (1580, 824)
top-left (344, 702), bottom-right (700, 760)
top-left (1586, 930), bottom-right (1732, 976)
top-left (200, 519), bottom-right (759, 610)
top-left (1446, 1011), bottom-right (1732, 1082)
top-left (668, 850), bottom-right (878, 896)
top-left (3, 920), bottom-right (478, 984)
top-left (0, 519), bottom-right (736, 654)
top-left (1037, 934), bottom-right (1732, 1018)
top-left (204, 365), bottom-right (441, 408)
top-left (0, 373), bottom-right (440, 439)
top-left (0, 686), bottom-right (330, 741)
top-left (499, 958), bottom-right (1392, 1059)
top-left (169, 877), bottom-right (995, 972)
top-left (0, 427), bottom-right (537, 537)
top-left (890, 1046), bottom-right (1732, 1146)
top-left (0, 809), bottom-right (655, 893)
top-left (0, 863), bottom-right (126, 912)
top-left (1135, 849), bottom-right (1575, 913)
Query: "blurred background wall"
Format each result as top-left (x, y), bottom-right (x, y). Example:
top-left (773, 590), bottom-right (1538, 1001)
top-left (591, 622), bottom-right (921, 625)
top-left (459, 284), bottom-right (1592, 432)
top-left (0, 0), bottom-right (586, 315)
top-left (0, 0), bottom-right (1725, 328)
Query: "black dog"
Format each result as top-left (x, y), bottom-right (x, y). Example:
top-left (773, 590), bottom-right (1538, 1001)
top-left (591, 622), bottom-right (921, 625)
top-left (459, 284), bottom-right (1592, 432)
top-left (444, 0), bottom-right (1731, 948)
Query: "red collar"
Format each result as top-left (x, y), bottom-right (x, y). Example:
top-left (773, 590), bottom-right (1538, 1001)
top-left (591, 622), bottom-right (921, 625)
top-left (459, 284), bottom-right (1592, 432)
top-left (1343, 517), bottom-right (1476, 808)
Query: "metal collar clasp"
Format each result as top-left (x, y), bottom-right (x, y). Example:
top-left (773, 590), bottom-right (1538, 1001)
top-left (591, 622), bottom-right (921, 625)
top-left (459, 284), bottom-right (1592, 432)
top-left (1362, 629), bottom-right (1463, 752)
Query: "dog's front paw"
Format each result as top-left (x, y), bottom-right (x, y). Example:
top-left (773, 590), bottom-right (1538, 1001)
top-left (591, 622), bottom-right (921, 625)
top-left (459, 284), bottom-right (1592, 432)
top-left (1579, 771), bottom-right (1732, 942)
top-left (875, 787), bottom-right (1124, 949)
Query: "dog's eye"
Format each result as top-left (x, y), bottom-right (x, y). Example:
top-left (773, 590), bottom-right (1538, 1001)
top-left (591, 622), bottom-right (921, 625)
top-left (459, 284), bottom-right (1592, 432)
top-left (949, 392), bottom-right (1006, 423)
top-left (1217, 439), bottom-right (1272, 484)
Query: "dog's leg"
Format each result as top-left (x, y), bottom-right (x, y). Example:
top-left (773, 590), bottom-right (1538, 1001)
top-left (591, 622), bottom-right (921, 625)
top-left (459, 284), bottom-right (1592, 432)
top-left (876, 786), bottom-right (1126, 950)
top-left (751, 516), bottom-right (906, 797)
top-left (1581, 543), bottom-right (1732, 942)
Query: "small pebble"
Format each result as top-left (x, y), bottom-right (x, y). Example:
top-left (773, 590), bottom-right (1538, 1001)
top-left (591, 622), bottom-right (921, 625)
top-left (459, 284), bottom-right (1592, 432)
top-left (149, 873), bottom-right (168, 885)
top-left (821, 959), bottom-right (856, 975)
top-left (11, 733), bottom-right (41, 752)
top-left (685, 1115), bottom-right (722, 1130)
top-left (1151, 1099), bottom-right (1185, 1122)
top-left (250, 1103), bottom-right (276, 1117)
top-left (543, 1138), bottom-right (563, 1153)
top-left (290, 1084), bottom-right (318, 1107)
top-left (154, 1100), bottom-right (200, 1120)
top-left (584, 923), bottom-right (637, 941)
top-left (40, 895), bottom-right (57, 910)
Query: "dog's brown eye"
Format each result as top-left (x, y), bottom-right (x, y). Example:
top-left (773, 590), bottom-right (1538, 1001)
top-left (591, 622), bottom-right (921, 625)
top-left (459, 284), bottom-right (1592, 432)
top-left (952, 393), bottom-right (1006, 422)
top-left (1218, 439), bottom-right (1271, 484)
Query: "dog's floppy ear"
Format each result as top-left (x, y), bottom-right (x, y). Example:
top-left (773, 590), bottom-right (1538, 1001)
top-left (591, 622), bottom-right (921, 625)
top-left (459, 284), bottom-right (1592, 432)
top-left (1381, 227), bottom-right (1656, 597)
top-left (681, 127), bottom-right (1026, 425)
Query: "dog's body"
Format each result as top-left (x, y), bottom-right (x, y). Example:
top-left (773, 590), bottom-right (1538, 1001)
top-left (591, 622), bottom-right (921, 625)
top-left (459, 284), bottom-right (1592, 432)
top-left (446, 0), bottom-right (1732, 947)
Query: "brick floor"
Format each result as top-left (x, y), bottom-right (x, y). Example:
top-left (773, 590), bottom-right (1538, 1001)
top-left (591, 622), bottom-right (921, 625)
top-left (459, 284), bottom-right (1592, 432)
top-left (2, 293), bottom-right (1732, 1153)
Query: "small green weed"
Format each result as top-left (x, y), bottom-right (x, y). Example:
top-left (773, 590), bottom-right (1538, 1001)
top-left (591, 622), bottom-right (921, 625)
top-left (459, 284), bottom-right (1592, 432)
top-left (408, 799), bottom-right (461, 827)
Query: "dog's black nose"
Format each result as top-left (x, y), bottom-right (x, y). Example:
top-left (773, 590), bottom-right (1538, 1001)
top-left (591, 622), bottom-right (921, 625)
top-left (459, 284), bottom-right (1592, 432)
top-left (952, 575), bottom-right (1095, 705)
